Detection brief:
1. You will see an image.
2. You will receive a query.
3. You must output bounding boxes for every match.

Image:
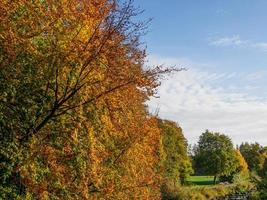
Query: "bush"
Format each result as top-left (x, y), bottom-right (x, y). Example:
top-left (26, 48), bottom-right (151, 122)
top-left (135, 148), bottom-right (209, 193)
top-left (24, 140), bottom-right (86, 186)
top-left (161, 179), bottom-right (254, 200)
top-left (255, 179), bottom-right (267, 200)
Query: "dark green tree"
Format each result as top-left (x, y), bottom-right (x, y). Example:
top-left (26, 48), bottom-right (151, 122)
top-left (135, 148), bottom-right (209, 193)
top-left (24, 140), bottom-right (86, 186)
top-left (254, 147), bottom-right (267, 199)
top-left (255, 158), bottom-right (267, 199)
top-left (193, 130), bottom-right (238, 184)
top-left (239, 142), bottom-right (266, 174)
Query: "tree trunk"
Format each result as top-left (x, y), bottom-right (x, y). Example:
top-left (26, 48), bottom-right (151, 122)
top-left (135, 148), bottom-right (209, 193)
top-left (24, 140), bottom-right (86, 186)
top-left (213, 175), bottom-right (217, 185)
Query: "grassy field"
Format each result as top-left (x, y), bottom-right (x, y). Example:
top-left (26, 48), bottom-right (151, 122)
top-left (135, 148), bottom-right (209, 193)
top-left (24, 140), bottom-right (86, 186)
top-left (186, 176), bottom-right (216, 185)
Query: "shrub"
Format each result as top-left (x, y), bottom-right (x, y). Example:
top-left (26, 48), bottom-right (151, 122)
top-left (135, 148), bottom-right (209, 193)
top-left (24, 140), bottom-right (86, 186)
top-left (161, 180), bottom-right (254, 200)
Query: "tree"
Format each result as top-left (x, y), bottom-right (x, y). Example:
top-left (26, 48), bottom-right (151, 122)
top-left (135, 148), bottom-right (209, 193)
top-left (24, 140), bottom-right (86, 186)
top-left (219, 149), bottom-right (249, 183)
top-left (0, 0), bottom-right (178, 198)
top-left (239, 142), bottom-right (266, 174)
top-left (235, 150), bottom-right (249, 174)
top-left (158, 119), bottom-right (193, 186)
top-left (0, 0), bottom-right (162, 144)
top-left (193, 130), bottom-right (238, 184)
top-left (257, 157), bottom-right (267, 190)
top-left (255, 158), bottom-right (267, 199)
top-left (20, 102), bottom-right (163, 199)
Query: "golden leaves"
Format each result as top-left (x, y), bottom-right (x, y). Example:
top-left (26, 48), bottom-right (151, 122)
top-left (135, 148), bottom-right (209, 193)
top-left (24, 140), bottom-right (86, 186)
top-left (0, 0), bottom-right (169, 199)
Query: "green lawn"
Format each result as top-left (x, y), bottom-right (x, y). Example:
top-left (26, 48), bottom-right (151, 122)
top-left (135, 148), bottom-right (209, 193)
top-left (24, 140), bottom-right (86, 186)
top-left (186, 176), bottom-right (216, 186)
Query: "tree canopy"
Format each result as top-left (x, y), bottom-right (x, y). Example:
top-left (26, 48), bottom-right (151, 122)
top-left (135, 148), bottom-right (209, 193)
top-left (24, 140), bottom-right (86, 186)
top-left (193, 130), bottom-right (238, 184)
top-left (1, 0), bottom-right (265, 199)
top-left (239, 142), bottom-right (267, 174)
top-left (235, 149), bottom-right (249, 174)
top-left (158, 119), bottom-right (193, 186)
top-left (0, 0), bottom-right (175, 199)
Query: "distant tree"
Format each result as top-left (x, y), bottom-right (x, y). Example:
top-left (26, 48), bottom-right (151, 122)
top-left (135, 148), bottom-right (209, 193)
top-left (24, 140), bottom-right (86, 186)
top-left (261, 158), bottom-right (267, 179)
top-left (158, 119), bottom-right (193, 186)
top-left (193, 130), bottom-right (238, 184)
top-left (235, 150), bottom-right (249, 173)
top-left (220, 149), bottom-right (249, 183)
top-left (239, 142), bottom-right (266, 174)
top-left (256, 158), bottom-right (267, 199)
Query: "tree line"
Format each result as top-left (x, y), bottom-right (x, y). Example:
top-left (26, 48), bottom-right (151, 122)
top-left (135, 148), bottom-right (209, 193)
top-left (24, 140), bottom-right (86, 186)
top-left (191, 130), bottom-right (267, 199)
top-left (0, 0), bottom-right (266, 199)
top-left (0, 0), bottom-right (182, 199)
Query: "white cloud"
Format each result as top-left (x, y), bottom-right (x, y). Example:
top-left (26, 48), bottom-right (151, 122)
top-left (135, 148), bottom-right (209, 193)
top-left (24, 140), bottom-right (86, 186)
top-left (209, 35), bottom-right (245, 47)
top-left (209, 35), bottom-right (267, 52)
top-left (245, 71), bottom-right (267, 81)
top-left (253, 42), bottom-right (267, 52)
top-left (147, 55), bottom-right (267, 146)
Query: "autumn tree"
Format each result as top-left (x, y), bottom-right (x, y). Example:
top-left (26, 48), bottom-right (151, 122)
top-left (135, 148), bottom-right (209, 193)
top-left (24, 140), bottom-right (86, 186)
top-left (193, 130), bottom-right (238, 184)
top-left (235, 150), bottom-right (249, 174)
top-left (20, 95), bottom-right (162, 199)
top-left (0, 0), bottom-right (177, 198)
top-left (219, 149), bottom-right (249, 183)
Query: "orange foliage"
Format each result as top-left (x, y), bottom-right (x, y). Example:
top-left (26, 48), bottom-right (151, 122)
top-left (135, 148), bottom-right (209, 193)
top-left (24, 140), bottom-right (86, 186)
top-left (0, 0), bottom-right (166, 199)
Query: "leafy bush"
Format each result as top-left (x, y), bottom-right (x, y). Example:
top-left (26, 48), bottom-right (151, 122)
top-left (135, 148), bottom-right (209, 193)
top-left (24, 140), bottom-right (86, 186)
top-left (161, 179), bottom-right (254, 200)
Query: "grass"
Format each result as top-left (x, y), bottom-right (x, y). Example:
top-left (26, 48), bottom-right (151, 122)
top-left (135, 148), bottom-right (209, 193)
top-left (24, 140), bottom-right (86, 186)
top-left (186, 176), bottom-right (217, 186)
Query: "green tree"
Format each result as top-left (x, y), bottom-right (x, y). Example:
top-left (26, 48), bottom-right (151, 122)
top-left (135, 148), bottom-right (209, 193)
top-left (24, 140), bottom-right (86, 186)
top-left (220, 150), bottom-right (249, 183)
top-left (193, 130), bottom-right (238, 184)
top-left (239, 142), bottom-right (266, 174)
top-left (255, 158), bottom-right (267, 199)
top-left (158, 119), bottom-right (193, 186)
top-left (262, 158), bottom-right (267, 178)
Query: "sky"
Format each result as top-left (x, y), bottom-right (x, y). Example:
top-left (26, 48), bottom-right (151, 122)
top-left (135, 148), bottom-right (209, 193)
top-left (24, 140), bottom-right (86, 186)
top-left (133, 0), bottom-right (267, 145)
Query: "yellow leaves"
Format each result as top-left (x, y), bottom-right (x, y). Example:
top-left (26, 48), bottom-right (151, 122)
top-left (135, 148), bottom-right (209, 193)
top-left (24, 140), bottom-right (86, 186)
top-left (0, 0), bottom-right (169, 198)
top-left (59, 87), bottom-right (162, 199)
top-left (235, 150), bottom-right (249, 173)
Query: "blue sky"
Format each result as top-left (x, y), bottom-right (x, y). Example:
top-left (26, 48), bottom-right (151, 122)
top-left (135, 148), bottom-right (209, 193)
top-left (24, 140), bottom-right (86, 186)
top-left (134, 1), bottom-right (267, 145)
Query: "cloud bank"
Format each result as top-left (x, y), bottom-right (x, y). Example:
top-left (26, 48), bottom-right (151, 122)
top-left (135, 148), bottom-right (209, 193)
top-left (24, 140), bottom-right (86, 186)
top-left (147, 55), bottom-right (267, 145)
